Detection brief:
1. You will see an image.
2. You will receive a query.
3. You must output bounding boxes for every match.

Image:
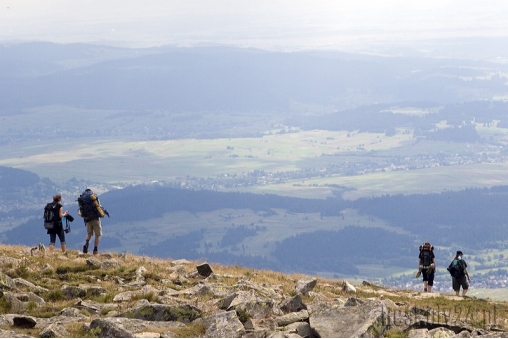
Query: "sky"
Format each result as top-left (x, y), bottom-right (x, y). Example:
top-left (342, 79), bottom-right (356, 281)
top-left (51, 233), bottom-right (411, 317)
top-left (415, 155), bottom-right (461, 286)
top-left (1, 1), bottom-right (508, 51)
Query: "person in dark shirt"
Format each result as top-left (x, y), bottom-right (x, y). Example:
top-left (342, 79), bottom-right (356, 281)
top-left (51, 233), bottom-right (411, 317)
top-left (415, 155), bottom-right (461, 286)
top-left (418, 242), bottom-right (436, 292)
top-left (47, 194), bottom-right (68, 255)
top-left (450, 251), bottom-right (471, 297)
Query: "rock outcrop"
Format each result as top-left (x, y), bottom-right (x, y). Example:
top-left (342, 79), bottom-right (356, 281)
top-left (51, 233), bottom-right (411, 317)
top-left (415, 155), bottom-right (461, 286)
top-left (0, 246), bottom-right (505, 338)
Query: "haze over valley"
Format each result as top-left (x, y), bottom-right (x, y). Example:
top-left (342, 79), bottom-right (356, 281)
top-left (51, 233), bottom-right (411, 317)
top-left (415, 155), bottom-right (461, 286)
top-left (2, 1), bottom-right (508, 298)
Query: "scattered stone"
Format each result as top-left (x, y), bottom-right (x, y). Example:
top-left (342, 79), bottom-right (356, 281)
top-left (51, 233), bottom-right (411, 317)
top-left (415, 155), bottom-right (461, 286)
top-left (408, 328), bottom-right (429, 337)
top-left (12, 316), bottom-right (36, 328)
top-left (61, 285), bottom-right (87, 299)
top-left (86, 257), bottom-right (102, 269)
top-left (193, 310), bottom-right (244, 338)
top-left (118, 303), bottom-right (202, 323)
top-left (0, 272), bottom-right (15, 290)
top-left (196, 262), bottom-right (213, 278)
top-left (295, 277), bottom-right (317, 296)
top-left (308, 299), bottom-right (387, 338)
top-left (13, 278), bottom-right (48, 293)
top-left (274, 310), bottom-right (309, 326)
top-left (280, 294), bottom-right (306, 313)
top-left (39, 323), bottom-right (70, 338)
top-left (428, 327), bottom-right (455, 338)
top-left (102, 260), bottom-right (121, 270)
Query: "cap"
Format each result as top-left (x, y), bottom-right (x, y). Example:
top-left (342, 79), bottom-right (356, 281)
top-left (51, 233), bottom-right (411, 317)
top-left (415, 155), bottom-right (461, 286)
top-left (456, 251), bottom-right (463, 256)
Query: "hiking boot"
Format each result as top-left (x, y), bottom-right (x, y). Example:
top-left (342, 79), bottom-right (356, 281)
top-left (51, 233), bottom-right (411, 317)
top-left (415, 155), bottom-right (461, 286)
top-left (93, 249), bottom-right (98, 255)
top-left (83, 244), bottom-right (88, 254)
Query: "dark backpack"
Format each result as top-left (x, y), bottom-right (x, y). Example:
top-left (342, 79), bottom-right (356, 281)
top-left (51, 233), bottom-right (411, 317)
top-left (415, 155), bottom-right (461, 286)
top-left (77, 189), bottom-right (105, 220)
top-left (447, 259), bottom-right (464, 278)
top-left (419, 243), bottom-right (434, 267)
top-left (43, 203), bottom-right (59, 230)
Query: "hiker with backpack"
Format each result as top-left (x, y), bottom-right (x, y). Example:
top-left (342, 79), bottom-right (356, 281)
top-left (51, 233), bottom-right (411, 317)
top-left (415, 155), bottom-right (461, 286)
top-left (447, 250), bottom-right (471, 297)
top-left (44, 194), bottom-right (69, 255)
top-left (77, 188), bottom-right (109, 255)
top-left (416, 242), bottom-right (436, 292)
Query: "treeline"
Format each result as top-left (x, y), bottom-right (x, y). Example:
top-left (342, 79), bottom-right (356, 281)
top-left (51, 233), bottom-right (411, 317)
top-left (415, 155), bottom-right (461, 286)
top-left (288, 101), bottom-right (508, 142)
top-left (349, 186), bottom-right (508, 248)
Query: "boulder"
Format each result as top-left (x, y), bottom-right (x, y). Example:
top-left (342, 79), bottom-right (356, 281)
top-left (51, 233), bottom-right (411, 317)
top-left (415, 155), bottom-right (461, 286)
top-left (12, 316), bottom-right (36, 329)
top-left (308, 299), bottom-right (388, 338)
top-left (280, 294), bottom-right (306, 313)
top-left (61, 285), bottom-right (87, 299)
top-left (275, 310), bottom-right (309, 326)
top-left (408, 328), bottom-right (429, 337)
top-left (90, 318), bottom-right (134, 338)
top-left (193, 310), bottom-right (244, 338)
top-left (102, 260), bottom-right (121, 270)
top-left (86, 257), bottom-right (102, 269)
top-left (12, 278), bottom-right (48, 293)
top-left (428, 327), bottom-right (455, 338)
top-left (342, 280), bottom-right (356, 294)
top-left (295, 277), bottom-right (317, 296)
top-left (0, 272), bottom-right (14, 290)
top-left (79, 284), bottom-right (107, 296)
top-left (228, 290), bottom-right (277, 319)
top-left (196, 262), bottom-right (213, 278)
top-left (39, 323), bottom-right (70, 338)
top-left (285, 321), bottom-right (312, 338)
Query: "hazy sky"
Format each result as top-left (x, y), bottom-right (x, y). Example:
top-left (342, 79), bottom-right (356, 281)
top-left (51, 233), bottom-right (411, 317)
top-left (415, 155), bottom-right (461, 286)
top-left (1, 1), bottom-right (508, 51)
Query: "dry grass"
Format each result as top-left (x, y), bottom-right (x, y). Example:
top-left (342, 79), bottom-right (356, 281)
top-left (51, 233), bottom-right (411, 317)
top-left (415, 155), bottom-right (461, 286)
top-left (1, 243), bottom-right (507, 336)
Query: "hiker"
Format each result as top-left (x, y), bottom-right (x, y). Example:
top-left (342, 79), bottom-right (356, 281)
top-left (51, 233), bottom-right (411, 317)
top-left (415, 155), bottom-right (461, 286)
top-left (417, 242), bottom-right (436, 292)
top-left (449, 250), bottom-right (471, 297)
top-left (77, 188), bottom-right (109, 255)
top-left (45, 194), bottom-right (69, 255)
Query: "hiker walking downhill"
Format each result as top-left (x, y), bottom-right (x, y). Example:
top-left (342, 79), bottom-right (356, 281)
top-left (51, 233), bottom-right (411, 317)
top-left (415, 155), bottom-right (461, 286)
top-left (77, 188), bottom-right (109, 255)
top-left (44, 194), bottom-right (68, 255)
top-left (417, 242), bottom-right (436, 292)
top-left (448, 250), bottom-right (471, 297)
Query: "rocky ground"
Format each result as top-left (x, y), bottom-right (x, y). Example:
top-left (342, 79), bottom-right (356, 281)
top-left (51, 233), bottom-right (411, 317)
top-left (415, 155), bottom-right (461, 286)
top-left (0, 244), bottom-right (507, 338)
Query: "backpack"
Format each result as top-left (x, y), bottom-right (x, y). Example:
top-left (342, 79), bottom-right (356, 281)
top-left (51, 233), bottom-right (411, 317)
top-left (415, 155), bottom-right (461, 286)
top-left (77, 189), bottom-right (105, 220)
top-left (43, 203), bottom-right (59, 230)
top-left (419, 243), bottom-right (434, 268)
top-left (447, 259), bottom-right (464, 278)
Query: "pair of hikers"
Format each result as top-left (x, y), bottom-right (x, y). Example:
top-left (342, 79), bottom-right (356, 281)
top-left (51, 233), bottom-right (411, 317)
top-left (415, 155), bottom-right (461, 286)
top-left (44, 188), bottom-right (109, 255)
top-left (417, 242), bottom-right (471, 296)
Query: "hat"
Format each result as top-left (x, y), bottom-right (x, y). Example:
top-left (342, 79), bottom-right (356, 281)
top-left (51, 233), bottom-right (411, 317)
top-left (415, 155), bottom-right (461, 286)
top-left (456, 251), bottom-right (463, 256)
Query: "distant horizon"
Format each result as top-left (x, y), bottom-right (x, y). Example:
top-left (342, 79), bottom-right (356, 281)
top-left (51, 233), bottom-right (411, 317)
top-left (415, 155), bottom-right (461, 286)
top-left (1, 1), bottom-right (508, 57)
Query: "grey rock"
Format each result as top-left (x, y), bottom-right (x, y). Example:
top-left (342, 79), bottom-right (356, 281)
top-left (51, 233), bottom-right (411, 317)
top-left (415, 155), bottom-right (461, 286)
top-left (275, 310), bottom-right (309, 326)
top-left (228, 290), bottom-right (277, 319)
top-left (61, 285), bottom-right (87, 299)
top-left (60, 307), bottom-right (87, 318)
top-left (117, 303), bottom-right (202, 322)
top-left (295, 277), bottom-right (317, 296)
top-left (193, 310), bottom-right (244, 338)
top-left (280, 294), bottom-right (306, 313)
top-left (39, 323), bottom-right (70, 338)
top-left (12, 278), bottom-right (48, 293)
top-left (408, 328), bottom-right (429, 338)
top-left (0, 328), bottom-right (32, 338)
top-left (285, 322), bottom-right (312, 338)
top-left (455, 330), bottom-right (471, 338)
top-left (308, 299), bottom-right (388, 338)
top-left (102, 260), bottom-right (121, 270)
top-left (90, 318), bottom-right (134, 338)
top-left (428, 327), bottom-right (455, 338)
top-left (79, 284), bottom-right (107, 296)
top-left (0, 272), bottom-right (14, 290)
top-left (216, 292), bottom-right (238, 310)
top-left (86, 257), bottom-right (102, 269)
top-left (171, 259), bottom-right (192, 266)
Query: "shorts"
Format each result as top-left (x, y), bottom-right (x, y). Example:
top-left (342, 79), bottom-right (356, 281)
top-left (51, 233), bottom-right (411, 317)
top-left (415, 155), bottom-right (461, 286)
top-left (86, 218), bottom-right (102, 237)
top-left (49, 228), bottom-right (66, 245)
top-left (453, 276), bottom-right (469, 291)
top-left (422, 270), bottom-right (434, 286)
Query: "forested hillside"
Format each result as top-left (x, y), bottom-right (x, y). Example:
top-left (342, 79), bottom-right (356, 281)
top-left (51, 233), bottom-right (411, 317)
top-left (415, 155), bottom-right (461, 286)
top-left (4, 183), bottom-right (508, 276)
